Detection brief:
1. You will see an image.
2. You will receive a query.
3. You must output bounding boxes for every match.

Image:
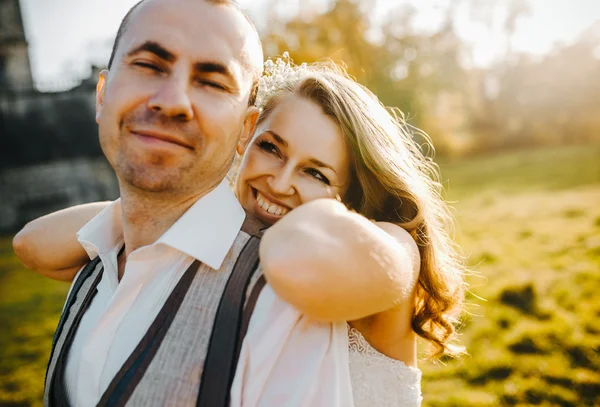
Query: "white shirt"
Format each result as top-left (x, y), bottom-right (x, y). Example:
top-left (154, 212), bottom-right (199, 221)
top-left (231, 286), bottom-right (422, 407)
top-left (63, 180), bottom-right (245, 407)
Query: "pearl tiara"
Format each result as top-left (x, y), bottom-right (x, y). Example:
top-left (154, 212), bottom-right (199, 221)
top-left (255, 52), bottom-right (309, 109)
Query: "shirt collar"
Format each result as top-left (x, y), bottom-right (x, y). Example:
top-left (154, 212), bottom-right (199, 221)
top-left (77, 180), bottom-right (245, 270)
top-left (156, 180), bottom-right (245, 269)
top-left (77, 200), bottom-right (123, 261)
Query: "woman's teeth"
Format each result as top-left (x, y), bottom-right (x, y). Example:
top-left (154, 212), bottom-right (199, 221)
top-left (256, 191), bottom-right (289, 216)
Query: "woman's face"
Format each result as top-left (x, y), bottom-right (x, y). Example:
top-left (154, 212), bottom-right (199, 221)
top-left (236, 95), bottom-right (352, 226)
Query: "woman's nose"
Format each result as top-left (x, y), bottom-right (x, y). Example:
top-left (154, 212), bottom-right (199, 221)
top-left (267, 167), bottom-right (295, 196)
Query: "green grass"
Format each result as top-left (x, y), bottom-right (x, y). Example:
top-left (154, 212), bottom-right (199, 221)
top-left (438, 144), bottom-right (600, 200)
top-left (1, 144), bottom-right (599, 406)
top-left (421, 144), bottom-right (600, 406)
top-left (0, 238), bottom-right (70, 406)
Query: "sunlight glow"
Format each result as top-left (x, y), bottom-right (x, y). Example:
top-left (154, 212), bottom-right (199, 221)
top-left (17, 0), bottom-right (600, 84)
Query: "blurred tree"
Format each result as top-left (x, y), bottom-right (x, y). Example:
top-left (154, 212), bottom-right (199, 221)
top-left (261, 0), bottom-right (470, 155)
top-left (468, 5), bottom-right (600, 152)
top-left (259, 0), bottom-right (600, 156)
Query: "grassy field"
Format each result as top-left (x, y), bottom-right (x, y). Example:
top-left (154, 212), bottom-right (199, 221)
top-left (421, 144), bottom-right (600, 406)
top-left (1, 144), bottom-right (599, 406)
top-left (0, 240), bottom-right (69, 406)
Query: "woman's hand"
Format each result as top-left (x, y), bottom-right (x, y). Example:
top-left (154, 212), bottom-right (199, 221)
top-left (13, 202), bottom-right (111, 282)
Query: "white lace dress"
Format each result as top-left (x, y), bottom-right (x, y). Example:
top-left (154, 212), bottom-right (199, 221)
top-left (348, 327), bottom-right (423, 407)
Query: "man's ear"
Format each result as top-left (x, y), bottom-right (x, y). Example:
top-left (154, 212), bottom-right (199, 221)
top-left (95, 70), bottom-right (109, 124)
top-left (237, 106), bottom-right (259, 155)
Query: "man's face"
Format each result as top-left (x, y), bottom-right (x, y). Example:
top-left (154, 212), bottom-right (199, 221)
top-left (96, 0), bottom-right (260, 196)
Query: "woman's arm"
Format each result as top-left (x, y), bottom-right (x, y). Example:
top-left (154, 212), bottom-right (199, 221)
top-left (12, 202), bottom-right (111, 281)
top-left (260, 198), bottom-right (420, 323)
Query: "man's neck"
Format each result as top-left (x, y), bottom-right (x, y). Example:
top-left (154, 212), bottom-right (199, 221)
top-left (118, 185), bottom-right (211, 257)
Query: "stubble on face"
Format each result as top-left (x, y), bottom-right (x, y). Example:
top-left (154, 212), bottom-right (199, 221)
top-left (97, 0), bottom-right (262, 199)
top-left (111, 107), bottom-right (204, 193)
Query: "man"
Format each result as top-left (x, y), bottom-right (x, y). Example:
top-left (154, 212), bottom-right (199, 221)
top-left (43, 0), bottom-right (265, 405)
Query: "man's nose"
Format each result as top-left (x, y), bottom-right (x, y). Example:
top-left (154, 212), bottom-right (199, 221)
top-left (148, 75), bottom-right (194, 120)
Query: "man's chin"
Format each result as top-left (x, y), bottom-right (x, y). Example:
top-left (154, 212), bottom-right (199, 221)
top-left (126, 178), bottom-right (178, 194)
top-left (117, 163), bottom-right (181, 194)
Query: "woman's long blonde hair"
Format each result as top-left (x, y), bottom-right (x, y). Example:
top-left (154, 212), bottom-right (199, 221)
top-left (254, 61), bottom-right (466, 359)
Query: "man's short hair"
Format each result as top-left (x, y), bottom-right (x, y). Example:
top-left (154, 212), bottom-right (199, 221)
top-left (107, 0), bottom-right (145, 70)
top-left (107, 0), bottom-right (262, 105)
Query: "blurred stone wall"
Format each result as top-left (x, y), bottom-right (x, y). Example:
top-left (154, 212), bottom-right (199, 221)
top-left (0, 158), bottom-right (119, 232)
top-left (0, 0), bottom-right (34, 90)
top-left (0, 82), bottom-right (119, 233)
top-left (0, 84), bottom-right (102, 168)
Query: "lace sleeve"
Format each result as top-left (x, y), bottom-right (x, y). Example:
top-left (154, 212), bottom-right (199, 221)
top-left (347, 327), bottom-right (423, 407)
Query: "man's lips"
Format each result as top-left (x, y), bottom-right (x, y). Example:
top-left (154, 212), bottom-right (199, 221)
top-left (130, 129), bottom-right (193, 150)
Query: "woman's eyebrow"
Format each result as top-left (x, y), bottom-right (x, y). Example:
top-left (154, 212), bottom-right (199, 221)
top-left (309, 158), bottom-right (336, 174)
top-left (263, 129), bottom-right (337, 174)
top-left (264, 130), bottom-right (288, 147)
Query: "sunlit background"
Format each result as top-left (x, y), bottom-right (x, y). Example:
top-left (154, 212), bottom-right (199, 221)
top-left (1, 0), bottom-right (599, 406)
top-left (18, 0), bottom-right (600, 82)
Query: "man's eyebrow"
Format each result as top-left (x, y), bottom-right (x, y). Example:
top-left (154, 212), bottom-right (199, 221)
top-left (126, 41), bottom-right (176, 63)
top-left (194, 62), bottom-right (237, 82)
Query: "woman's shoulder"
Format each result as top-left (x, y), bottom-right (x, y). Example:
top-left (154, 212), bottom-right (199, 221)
top-left (348, 326), bottom-right (421, 376)
top-left (347, 326), bottom-right (423, 406)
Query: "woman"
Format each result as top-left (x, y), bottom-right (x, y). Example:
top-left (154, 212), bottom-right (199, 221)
top-left (13, 57), bottom-right (465, 406)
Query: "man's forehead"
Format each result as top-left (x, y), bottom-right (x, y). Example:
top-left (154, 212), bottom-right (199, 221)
top-left (121, 0), bottom-right (255, 72)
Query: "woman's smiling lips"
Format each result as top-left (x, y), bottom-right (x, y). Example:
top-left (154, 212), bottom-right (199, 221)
top-left (251, 188), bottom-right (291, 222)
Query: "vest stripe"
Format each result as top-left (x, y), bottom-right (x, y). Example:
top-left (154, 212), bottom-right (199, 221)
top-left (48, 257), bottom-right (101, 363)
top-left (44, 226), bottom-right (265, 407)
top-left (50, 265), bottom-right (104, 406)
top-left (196, 235), bottom-right (261, 407)
top-left (99, 260), bottom-right (201, 406)
top-left (238, 274), bottom-right (266, 353)
top-left (44, 257), bottom-right (100, 401)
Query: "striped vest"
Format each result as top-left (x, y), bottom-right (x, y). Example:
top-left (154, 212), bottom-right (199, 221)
top-left (44, 217), bottom-right (266, 407)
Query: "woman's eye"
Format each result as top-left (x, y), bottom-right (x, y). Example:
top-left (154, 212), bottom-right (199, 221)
top-left (257, 140), bottom-right (280, 156)
top-left (305, 168), bottom-right (330, 185)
